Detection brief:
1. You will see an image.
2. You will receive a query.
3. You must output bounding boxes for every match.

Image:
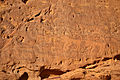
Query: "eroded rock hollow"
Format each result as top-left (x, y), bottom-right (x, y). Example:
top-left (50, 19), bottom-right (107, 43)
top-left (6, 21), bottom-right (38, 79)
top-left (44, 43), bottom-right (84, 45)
top-left (0, 0), bottom-right (120, 80)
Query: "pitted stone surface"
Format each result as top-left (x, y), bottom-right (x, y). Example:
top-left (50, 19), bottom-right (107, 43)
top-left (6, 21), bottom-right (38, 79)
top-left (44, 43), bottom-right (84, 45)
top-left (0, 0), bottom-right (120, 80)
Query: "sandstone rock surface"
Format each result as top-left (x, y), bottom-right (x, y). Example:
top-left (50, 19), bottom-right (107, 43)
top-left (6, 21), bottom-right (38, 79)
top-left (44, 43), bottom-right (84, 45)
top-left (0, 0), bottom-right (120, 80)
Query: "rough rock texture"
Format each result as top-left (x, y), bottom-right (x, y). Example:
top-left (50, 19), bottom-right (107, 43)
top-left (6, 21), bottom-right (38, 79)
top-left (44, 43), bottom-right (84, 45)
top-left (0, 0), bottom-right (120, 80)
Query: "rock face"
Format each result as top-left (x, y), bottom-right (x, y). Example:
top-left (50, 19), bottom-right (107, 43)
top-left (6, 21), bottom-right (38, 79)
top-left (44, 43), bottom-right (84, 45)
top-left (0, 0), bottom-right (120, 80)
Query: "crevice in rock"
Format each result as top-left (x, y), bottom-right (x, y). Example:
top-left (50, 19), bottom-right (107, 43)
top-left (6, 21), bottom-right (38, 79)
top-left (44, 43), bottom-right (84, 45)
top-left (79, 56), bottom-right (113, 69)
top-left (35, 11), bottom-right (41, 17)
top-left (79, 62), bottom-right (98, 69)
top-left (0, 17), bottom-right (3, 23)
top-left (17, 70), bottom-right (19, 73)
top-left (1, 70), bottom-right (7, 73)
top-left (79, 60), bottom-right (100, 69)
top-left (25, 27), bottom-right (28, 31)
top-left (18, 72), bottom-right (29, 80)
top-left (79, 64), bottom-right (91, 69)
top-left (39, 68), bottom-right (66, 79)
top-left (19, 7), bottom-right (21, 9)
top-left (102, 57), bottom-right (112, 61)
top-left (83, 71), bottom-right (87, 75)
top-left (0, 0), bottom-right (4, 2)
top-left (44, 5), bottom-right (52, 15)
top-left (114, 54), bottom-right (120, 60)
top-left (17, 66), bottom-right (24, 69)
top-left (93, 59), bottom-right (100, 64)
top-left (7, 35), bottom-right (10, 39)
top-left (0, 28), bottom-right (5, 35)
top-left (26, 18), bottom-right (34, 22)
top-left (40, 18), bottom-right (44, 23)
top-left (22, 0), bottom-right (28, 4)
top-left (58, 61), bottom-right (62, 65)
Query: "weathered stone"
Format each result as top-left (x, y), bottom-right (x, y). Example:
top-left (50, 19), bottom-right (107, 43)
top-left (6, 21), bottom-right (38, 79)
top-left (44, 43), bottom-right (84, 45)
top-left (0, 0), bottom-right (120, 80)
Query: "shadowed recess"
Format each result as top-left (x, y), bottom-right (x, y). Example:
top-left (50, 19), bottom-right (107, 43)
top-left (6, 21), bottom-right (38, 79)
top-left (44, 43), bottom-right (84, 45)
top-left (0, 0), bottom-right (4, 2)
top-left (22, 0), bottom-right (28, 4)
top-left (0, 17), bottom-right (3, 22)
top-left (39, 69), bottom-right (65, 79)
top-left (114, 54), bottom-right (120, 60)
top-left (102, 57), bottom-right (112, 61)
top-left (18, 72), bottom-right (29, 80)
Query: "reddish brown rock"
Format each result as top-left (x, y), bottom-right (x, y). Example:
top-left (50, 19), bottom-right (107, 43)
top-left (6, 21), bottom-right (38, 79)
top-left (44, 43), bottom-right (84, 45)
top-left (0, 0), bottom-right (120, 80)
